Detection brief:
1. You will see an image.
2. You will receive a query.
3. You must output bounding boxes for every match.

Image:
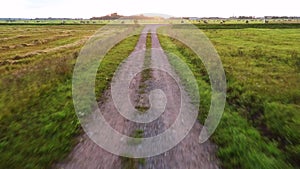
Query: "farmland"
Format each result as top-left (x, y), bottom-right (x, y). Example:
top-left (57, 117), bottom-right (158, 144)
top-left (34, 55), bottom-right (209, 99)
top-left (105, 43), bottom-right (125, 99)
top-left (158, 24), bottom-right (300, 168)
top-left (202, 26), bottom-right (300, 168)
top-left (0, 23), bottom-right (299, 168)
top-left (0, 24), bottom-right (141, 168)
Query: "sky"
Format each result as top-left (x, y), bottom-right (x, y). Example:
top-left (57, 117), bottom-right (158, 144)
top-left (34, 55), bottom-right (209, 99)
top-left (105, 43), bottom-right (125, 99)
top-left (1, 0), bottom-right (299, 18)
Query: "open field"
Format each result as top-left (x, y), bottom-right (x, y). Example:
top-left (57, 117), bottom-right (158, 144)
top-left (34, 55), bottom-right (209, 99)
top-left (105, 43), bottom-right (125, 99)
top-left (1, 18), bottom-right (299, 26)
top-left (0, 25), bottom-right (103, 168)
top-left (158, 24), bottom-right (300, 168)
top-left (0, 23), bottom-right (299, 168)
top-left (0, 24), bottom-right (141, 168)
top-left (201, 26), bottom-right (300, 168)
top-left (0, 20), bottom-right (110, 25)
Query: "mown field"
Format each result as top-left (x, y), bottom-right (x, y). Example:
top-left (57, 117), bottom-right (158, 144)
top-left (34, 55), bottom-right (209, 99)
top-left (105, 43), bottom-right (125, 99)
top-left (0, 25), bottom-right (102, 168)
top-left (0, 23), bottom-right (299, 169)
top-left (0, 24), bottom-right (142, 168)
top-left (159, 24), bottom-right (300, 168)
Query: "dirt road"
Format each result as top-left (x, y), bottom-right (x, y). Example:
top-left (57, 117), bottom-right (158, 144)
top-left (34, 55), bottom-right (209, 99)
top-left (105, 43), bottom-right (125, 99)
top-left (56, 25), bottom-right (219, 169)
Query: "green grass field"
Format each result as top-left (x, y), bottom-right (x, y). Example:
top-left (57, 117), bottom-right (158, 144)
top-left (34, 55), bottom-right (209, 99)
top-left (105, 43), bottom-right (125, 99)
top-left (158, 24), bottom-right (300, 168)
top-left (0, 24), bottom-right (141, 168)
top-left (0, 23), bottom-right (299, 168)
top-left (202, 26), bottom-right (300, 168)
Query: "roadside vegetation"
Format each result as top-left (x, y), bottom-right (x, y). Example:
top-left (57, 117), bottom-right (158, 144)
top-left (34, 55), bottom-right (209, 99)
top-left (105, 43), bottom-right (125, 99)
top-left (158, 24), bottom-right (300, 169)
top-left (1, 22), bottom-right (299, 169)
top-left (122, 32), bottom-right (152, 169)
top-left (135, 32), bottom-right (152, 112)
top-left (0, 25), bottom-right (141, 169)
top-left (202, 27), bottom-right (300, 168)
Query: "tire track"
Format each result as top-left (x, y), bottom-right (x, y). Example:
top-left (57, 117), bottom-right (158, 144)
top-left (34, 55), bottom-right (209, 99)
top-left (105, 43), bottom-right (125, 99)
top-left (56, 25), bottom-right (219, 169)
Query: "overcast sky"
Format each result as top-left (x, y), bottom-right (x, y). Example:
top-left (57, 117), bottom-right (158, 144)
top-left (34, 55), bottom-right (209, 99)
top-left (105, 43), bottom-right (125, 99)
top-left (1, 0), bottom-right (299, 18)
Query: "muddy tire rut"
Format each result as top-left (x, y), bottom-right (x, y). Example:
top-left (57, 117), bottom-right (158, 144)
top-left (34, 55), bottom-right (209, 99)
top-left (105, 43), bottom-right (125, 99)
top-left (56, 25), bottom-right (219, 169)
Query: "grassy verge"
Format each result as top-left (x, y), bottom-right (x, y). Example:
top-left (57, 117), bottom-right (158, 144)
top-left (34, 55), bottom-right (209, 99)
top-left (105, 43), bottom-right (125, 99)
top-left (157, 33), bottom-right (294, 169)
top-left (94, 33), bottom-right (141, 99)
top-left (142, 32), bottom-right (152, 83)
top-left (0, 28), bottom-right (140, 168)
top-left (122, 32), bottom-right (152, 169)
top-left (202, 28), bottom-right (300, 167)
top-left (135, 32), bottom-right (152, 112)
